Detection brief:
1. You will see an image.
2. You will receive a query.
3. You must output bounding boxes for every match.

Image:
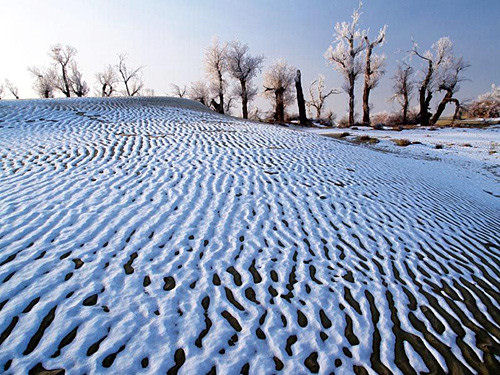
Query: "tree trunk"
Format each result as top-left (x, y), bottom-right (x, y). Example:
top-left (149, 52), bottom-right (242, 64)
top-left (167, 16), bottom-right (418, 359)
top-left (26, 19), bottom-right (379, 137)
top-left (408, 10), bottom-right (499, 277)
top-left (218, 92), bottom-right (224, 114)
top-left (348, 74), bottom-right (355, 127)
top-left (362, 45), bottom-right (373, 126)
top-left (275, 89), bottom-right (285, 123)
top-left (362, 85), bottom-right (371, 126)
top-left (218, 71), bottom-right (224, 114)
top-left (240, 79), bottom-right (248, 119)
top-left (402, 81), bottom-right (409, 124)
top-left (295, 70), bottom-right (308, 126)
top-left (430, 90), bottom-right (453, 125)
top-left (61, 65), bottom-right (71, 97)
top-left (418, 60), bottom-right (433, 126)
top-left (450, 98), bottom-right (461, 120)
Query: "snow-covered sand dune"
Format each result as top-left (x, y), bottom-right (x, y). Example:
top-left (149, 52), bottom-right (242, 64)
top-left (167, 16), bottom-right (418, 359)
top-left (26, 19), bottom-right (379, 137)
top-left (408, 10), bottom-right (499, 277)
top-left (0, 97), bottom-right (499, 374)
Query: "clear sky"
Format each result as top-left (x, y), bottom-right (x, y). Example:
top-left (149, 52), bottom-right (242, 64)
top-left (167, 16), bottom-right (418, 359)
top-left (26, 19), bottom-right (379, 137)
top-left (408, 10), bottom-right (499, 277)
top-left (1, 0), bottom-right (499, 117)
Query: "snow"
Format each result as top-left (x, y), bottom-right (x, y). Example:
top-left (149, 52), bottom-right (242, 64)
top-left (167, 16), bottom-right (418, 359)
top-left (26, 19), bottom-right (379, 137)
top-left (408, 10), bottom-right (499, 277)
top-left (0, 97), bottom-right (499, 374)
top-left (302, 125), bottom-right (500, 195)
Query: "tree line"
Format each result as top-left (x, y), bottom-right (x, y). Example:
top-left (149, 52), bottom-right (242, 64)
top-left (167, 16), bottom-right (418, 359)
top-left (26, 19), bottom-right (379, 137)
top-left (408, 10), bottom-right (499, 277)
top-left (1, 2), bottom-right (497, 126)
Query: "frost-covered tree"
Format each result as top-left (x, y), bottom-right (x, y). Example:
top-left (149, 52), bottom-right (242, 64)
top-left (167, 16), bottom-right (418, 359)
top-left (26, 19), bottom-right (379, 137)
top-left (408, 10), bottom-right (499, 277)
top-left (325, 2), bottom-right (365, 127)
top-left (4, 80), bottom-right (20, 99)
top-left (29, 67), bottom-right (55, 98)
top-left (391, 63), bottom-right (414, 124)
top-left (117, 54), bottom-right (144, 96)
top-left (171, 84), bottom-right (187, 98)
top-left (307, 75), bottom-right (339, 119)
top-left (430, 56), bottom-right (469, 124)
top-left (227, 41), bottom-right (263, 119)
top-left (189, 80), bottom-right (210, 106)
top-left (466, 84), bottom-right (500, 118)
top-left (263, 60), bottom-right (295, 123)
top-left (49, 44), bottom-right (77, 97)
top-left (96, 65), bottom-right (118, 97)
top-left (362, 25), bottom-right (387, 125)
top-left (412, 37), bottom-right (457, 126)
top-left (205, 38), bottom-right (228, 114)
top-left (69, 62), bottom-right (89, 97)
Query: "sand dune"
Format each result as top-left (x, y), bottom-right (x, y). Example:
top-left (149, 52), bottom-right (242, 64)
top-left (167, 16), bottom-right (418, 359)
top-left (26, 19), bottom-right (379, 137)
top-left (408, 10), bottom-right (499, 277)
top-left (0, 97), bottom-right (498, 374)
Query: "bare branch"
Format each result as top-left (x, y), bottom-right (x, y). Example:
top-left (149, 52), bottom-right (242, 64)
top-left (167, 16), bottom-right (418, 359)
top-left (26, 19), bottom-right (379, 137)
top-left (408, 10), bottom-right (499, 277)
top-left (117, 54), bottom-right (144, 96)
top-left (170, 84), bottom-right (187, 98)
top-left (4, 79), bottom-right (20, 99)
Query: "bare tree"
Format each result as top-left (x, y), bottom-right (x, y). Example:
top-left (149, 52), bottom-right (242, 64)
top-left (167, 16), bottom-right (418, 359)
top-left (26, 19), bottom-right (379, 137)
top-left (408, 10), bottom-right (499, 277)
top-left (227, 41), bottom-right (263, 119)
top-left (171, 84), bottom-right (187, 98)
top-left (263, 60), bottom-right (295, 123)
top-left (189, 80), bottom-right (210, 106)
top-left (96, 65), bottom-right (118, 97)
top-left (412, 37), bottom-right (455, 126)
top-left (308, 75), bottom-right (339, 119)
top-left (362, 25), bottom-right (387, 125)
top-left (0, 84), bottom-right (3, 100)
top-left (69, 62), bottom-right (89, 97)
top-left (117, 54), bottom-right (144, 96)
top-left (430, 56), bottom-right (469, 124)
top-left (49, 44), bottom-right (77, 97)
top-left (205, 38), bottom-right (228, 114)
top-left (4, 80), bottom-right (20, 99)
top-left (29, 67), bottom-right (55, 98)
top-left (325, 2), bottom-right (365, 127)
top-left (391, 63), bottom-right (414, 124)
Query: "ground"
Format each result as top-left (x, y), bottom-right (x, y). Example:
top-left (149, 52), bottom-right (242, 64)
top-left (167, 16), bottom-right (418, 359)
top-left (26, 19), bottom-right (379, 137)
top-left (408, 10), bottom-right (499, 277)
top-left (0, 97), bottom-right (499, 374)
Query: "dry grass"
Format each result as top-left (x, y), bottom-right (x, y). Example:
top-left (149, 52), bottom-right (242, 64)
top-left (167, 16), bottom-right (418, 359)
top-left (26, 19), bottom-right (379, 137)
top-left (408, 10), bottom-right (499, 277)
top-left (353, 135), bottom-right (379, 144)
top-left (393, 139), bottom-right (412, 147)
top-left (325, 132), bottom-right (350, 139)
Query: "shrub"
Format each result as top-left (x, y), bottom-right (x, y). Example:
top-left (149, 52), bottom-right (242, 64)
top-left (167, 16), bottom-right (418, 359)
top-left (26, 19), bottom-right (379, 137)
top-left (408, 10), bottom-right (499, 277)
top-left (371, 110), bottom-right (419, 127)
top-left (465, 84), bottom-right (500, 118)
top-left (337, 116), bottom-right (350, 128)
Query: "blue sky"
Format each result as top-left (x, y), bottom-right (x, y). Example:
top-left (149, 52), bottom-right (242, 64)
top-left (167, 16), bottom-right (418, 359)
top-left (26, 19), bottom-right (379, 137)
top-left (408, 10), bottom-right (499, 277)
top-left (1, 0), bottom-right (499, 116)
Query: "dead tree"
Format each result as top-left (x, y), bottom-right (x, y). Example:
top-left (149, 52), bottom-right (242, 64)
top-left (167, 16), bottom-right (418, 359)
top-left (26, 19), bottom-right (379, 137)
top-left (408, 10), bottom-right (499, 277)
top-left (227, 41), bottom-right (263, 119)
top-left (171, 84), bottom-right (187, 98)
top-left (295, 70), bottom-right (309, 125)
top-left (430, 57), bottom-right (469, 125)
top-left (362, 25), bottom-right (387, 126)
top-left (69, 63), bottom-right (89, 97)
top-left (189, 81), bottom-right (210, 106)
top-left (205, 39), bottom-right (228, 114)
top-left (412, 37), bottom-right (454, 126)
top-left (29, 67), bottom-right (55, 98)
top-left (4, 80), bottom-right (20, 99)
top-left (96, 65), bottom-right (118, 97)
top-left (325, 2), bottom-right (365, 127)
top-left (117, 54), bottom-right (143, 96)
top-left (49, 44), bottom-right (77, 97)
top-left (308, 75), bottom-right (339, 119)
top-left (263, 60), bottom-right (295, 123)
top-left (391, 63), bottom-right (414, 124)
